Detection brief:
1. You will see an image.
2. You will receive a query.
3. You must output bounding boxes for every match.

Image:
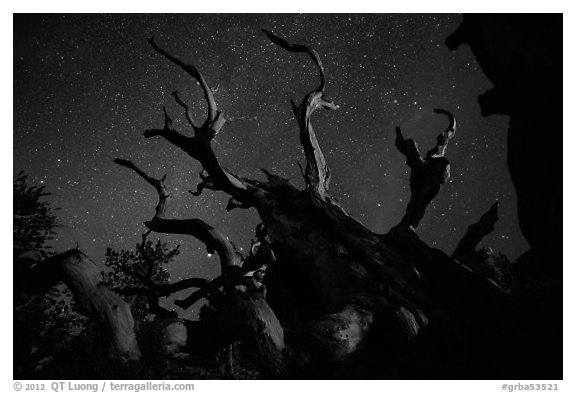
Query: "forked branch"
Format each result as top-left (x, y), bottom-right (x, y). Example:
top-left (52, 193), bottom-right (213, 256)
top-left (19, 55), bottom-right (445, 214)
top-left (113, 158), bottom-right (169, 219)
top-left (149, 37), bottom-right (217, 127)
top-left (114, 158), bottom-right (242, 294)
top-left (265, 29), bottom-right (339, 200)
top-left (394, 109), bottom-right (456, 229)
top-left (171, 90), bottom-right (198, 130)
top-left (144, 38), bottom-right (253, 204)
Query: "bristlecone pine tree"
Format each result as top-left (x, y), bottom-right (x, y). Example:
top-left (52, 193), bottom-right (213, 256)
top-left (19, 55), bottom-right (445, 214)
top-left (17, 30), bottom-right (546, 379)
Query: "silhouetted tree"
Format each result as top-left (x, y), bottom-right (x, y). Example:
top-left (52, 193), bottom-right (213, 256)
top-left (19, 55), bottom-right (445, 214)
top-left (103, 232), bottom-right (179, 320)
top-left (13, 171), bottom-right (60, 256)
top-left (17, 18), bottom-right (561, 379)
top-left (110, 30), bottom-right (522, 378)
top-left (14, 173), bottom-right (141, 367)
top-left (13, 173), bottom-right (89, 377)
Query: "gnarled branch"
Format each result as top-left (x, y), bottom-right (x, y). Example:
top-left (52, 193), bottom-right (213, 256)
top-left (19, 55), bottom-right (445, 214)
top-left (188, 170), bottom-right (216, 197)
top-left (427, 108), bottom-right (457, 158)
top-left (113, 159), bottom-right (169, 219)
top-left (114, 158), bottom-right (242, 294)
top-left (171, 90), bottom-right (198, 130)
top-left (145, 38), bottom-right (254, 205)
top-left (265, 29), bottom-right (339, 200)
top-left (393, 109), bottom-right (456, 229)
top-left (149, 37), bottom-right (217, 127)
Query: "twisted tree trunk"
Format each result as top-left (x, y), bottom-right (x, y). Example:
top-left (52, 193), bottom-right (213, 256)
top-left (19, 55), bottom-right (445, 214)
top-left (14, 249), bottom-right (141, 363)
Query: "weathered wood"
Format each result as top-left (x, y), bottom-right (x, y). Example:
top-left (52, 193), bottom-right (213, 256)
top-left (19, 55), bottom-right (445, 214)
top-left (15, 250), bottom-right (141, 362)
top-left (264, 29), bottom-right (339, 201)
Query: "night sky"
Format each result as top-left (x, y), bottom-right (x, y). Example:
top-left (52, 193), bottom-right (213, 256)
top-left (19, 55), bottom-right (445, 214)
top-left (13, 14), bottom-right (528, 318)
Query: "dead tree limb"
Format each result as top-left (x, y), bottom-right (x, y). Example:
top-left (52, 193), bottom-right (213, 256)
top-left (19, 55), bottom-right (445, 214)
top-left (170, 90), bottom-right (198, 130)
top-left (264, 29), bottom-right (339, 200)
top-left (149, 37), bottom-right (218, 127)
top-left (394, 109), bottom-right (457, 229)
top-left (452, 202), bottom-right (512, 290)
top-left (114, 158), bottom-right (242, 294)
top-left (145, 37), bottom-right (253, 204)
top-left (453, 201), bottom-right (499, 259)
top-left (175, 275), bottom-right (224, 310)
top-left (113, 159), bottom-right (169, 219)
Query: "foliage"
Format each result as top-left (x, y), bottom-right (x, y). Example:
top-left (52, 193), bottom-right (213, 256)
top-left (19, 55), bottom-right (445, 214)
top-left (102, 237), bottom-right (180, 321)
top-left (13, 172), bottom-right (91, 377)
top-left (13, 171), bottom-right (60, 255)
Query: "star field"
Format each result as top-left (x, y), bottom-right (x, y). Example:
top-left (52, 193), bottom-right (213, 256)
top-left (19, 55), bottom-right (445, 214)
top-left (13, 14), bottom-right (528, 316)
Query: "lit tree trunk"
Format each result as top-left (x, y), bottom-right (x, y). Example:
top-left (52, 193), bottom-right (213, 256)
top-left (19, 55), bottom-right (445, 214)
top-left (14, 249), bottom-right (141, 363)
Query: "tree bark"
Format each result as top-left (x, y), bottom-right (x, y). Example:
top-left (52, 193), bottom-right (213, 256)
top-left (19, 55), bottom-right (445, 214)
top-left (15, 249), bottom-right (141, 363)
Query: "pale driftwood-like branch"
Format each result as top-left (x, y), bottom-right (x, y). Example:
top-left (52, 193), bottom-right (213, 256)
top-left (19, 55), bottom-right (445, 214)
top-left (265, 29), bottom-right (339, 200)
top-left (394, 109), bottom-right (456, 229)
top-left (15, 250), bottom-right (141, 362)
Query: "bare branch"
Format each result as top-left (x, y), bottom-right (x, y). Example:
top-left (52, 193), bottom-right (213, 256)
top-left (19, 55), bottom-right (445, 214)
top-left (142, 107), bottom-right (199, 159)
top-left (114, 159), bottom-right (242, 290)
top-left (225, 197), bottom-right (250, 211)
top-left (395, 127), bottom-right (423, 169)
top-left (188, 170), bottom-right (216, 196)
top-left (144, 218), bottom-right (240, 281)
top-left (393, 110), bottom-right (456, 229)
top-left (148, 37), bottom-right (217, 126)
top-left (265, 30), bottom-right (339, 200)
top-left (144, 41), bottom-right (255, 205)
top-left (427, 108), bottom-right (457, 158)
top-left (263, 29), bottom-right (326, 93)
top-left (155, 277), bottom-right (210, 296)
top-left (171, 90), bottom-right (198, 130)
top-left (453, 202), bottom-right (499, 258)
top-left (114, 159), bottom-right (169, 219)
top-left (175, 275), bottom-right (224, 309)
